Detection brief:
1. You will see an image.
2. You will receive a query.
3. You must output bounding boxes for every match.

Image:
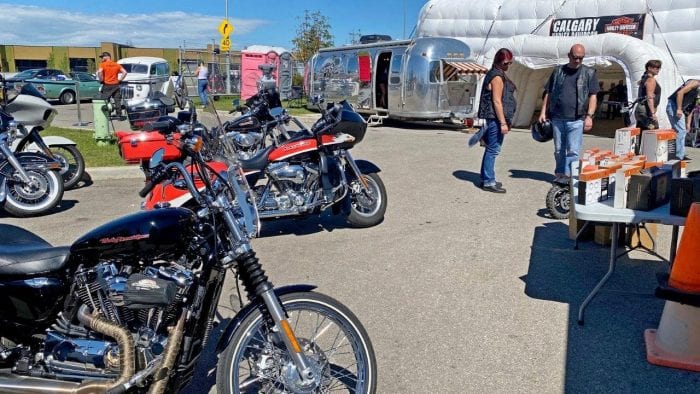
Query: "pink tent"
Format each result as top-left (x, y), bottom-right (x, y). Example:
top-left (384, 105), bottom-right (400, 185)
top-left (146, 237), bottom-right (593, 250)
top-left (240, 45), bottom-right (288, 100)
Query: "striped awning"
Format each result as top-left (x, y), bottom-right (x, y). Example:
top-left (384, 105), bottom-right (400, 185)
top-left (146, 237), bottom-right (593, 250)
top-left (443, 61), bottom-right (489, 80)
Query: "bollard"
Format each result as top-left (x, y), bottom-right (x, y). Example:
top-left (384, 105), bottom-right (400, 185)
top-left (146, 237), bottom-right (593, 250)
top-left (92, 99), bottom-right (114, 146)
top-left (72, 80), bottom-right (90, 127)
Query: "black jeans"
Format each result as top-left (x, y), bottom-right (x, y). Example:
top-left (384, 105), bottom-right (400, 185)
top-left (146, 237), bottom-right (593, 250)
top-left (101, 84), bottom-right (122, 113)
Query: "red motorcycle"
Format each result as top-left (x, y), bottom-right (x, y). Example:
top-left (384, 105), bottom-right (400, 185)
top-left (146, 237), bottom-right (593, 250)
top-left (122, 99), bottom-right (388, 228)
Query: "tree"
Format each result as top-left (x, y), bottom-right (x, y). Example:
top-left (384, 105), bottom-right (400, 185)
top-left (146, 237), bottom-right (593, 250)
top-left (292, 10), bottom-right (334, 64)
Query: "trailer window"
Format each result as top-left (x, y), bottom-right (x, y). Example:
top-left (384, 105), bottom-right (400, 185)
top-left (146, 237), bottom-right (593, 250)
top-left (429, 61), bottom-right (441, 83)
top-left (391, 55), bottom-right (402, 74)
top-left (347, 56), bottom-right (358, 74)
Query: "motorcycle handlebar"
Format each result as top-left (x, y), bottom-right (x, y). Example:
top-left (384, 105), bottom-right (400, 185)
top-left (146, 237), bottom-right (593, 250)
top-left (138, 179), bottom-right (155, 198)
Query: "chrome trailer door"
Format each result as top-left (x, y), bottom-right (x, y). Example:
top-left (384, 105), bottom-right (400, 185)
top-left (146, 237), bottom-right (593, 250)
top-left (438, 60), bottom-right (487, 120)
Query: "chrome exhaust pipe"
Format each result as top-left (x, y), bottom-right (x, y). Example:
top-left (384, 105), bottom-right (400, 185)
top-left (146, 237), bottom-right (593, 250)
top-left (0, 304), bottom-right (135, 393)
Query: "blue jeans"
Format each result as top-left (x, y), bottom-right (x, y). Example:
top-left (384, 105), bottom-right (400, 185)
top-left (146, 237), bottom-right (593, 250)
top-left (551, 118), bottom-right (583, 176)
top-left (666, 100), bottom-right (686, 159)
top-left (480, 119), bottom-right (505, 186)
top-left (197, 79), bottom-right (209, 106)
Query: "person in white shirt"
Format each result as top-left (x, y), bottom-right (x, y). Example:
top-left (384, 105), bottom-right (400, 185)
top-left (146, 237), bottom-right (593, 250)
top-left (195, 61), bottom-right (209, 107)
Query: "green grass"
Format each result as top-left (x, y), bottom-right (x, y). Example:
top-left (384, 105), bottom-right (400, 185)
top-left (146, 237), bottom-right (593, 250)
top-left (44, 126), bottom-right (127, 167)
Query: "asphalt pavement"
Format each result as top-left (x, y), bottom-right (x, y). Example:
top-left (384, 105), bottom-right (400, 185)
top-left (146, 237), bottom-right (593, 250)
top-left (3, 105), bottom-right (700, 393)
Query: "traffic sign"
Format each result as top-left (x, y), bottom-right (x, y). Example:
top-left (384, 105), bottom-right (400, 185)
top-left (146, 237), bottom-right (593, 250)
top-left (220, 37), bottom-right (231, 52)
top-left (218, 19), bottom-right (233, 37)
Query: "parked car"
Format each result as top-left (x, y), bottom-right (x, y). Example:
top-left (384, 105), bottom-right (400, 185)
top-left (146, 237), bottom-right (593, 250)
top-left (28, 72), bottom-right (101, 104)
top-left (118, 56), bottom-right (171, 104)
top-left (10, 68), bottom-right (67, 81)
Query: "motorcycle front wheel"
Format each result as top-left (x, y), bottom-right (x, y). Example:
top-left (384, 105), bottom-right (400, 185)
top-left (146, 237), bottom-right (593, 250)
top-left (48, 145), bottom-right (85, 189)
top-left (216, 291), bottom-right (377, 394)
top-left (346, 172), bottom-right (387, 228)
top-left (3, 169), bottom-right (64, 217)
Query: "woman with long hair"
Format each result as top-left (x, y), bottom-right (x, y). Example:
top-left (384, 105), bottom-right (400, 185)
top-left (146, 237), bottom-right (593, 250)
top-left (475, 48), bottom-right (517, 193)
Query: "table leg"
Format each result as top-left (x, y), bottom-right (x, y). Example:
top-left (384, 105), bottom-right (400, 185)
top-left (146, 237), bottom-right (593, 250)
top-left (578, 222), bottom-right (619, 325)
top-left (670, 225), bottom-right (679, 267)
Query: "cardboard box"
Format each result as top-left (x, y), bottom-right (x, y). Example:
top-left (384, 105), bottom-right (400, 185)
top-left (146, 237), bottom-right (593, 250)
top-left (614, 127), bottom-right (641, 156)
top-left (613, 165), bottom-right (643, 209)
top-left (640, 130), bottom-right (676, 162)
top-left (662, 160), bottom-right (682, 179)
top-left (577, 169), bottom-right (609, 205)
top-left (669, 176), bottom-right (700, 216)
top-left (627, 223), bottom-right (658, 249)
top-left (626, 167), bottom-right (672, 211)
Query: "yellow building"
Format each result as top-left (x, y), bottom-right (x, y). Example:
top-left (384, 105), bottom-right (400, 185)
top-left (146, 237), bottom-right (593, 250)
top-left (0, 41), bottom-right (241, 74)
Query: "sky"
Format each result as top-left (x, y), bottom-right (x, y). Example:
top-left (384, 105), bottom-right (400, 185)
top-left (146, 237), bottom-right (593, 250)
top-left (0, 1), bottom-right (427, 51)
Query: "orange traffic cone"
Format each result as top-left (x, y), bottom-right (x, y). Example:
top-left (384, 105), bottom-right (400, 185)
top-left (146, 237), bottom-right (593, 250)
top-left (645, 203), bottom-right (700, 371)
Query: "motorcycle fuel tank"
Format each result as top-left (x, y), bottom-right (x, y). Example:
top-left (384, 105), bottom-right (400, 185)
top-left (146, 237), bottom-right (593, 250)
top-left (70, 208), bottom-right (197, 261)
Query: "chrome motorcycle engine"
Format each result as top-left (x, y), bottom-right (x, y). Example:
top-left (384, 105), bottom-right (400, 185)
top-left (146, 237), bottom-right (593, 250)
top-left (263, 162), bottom-right (319, 211)
top-left (230, 131), bottom-right (264, 160)
top-left (35, 262), bottom-right (194, 381)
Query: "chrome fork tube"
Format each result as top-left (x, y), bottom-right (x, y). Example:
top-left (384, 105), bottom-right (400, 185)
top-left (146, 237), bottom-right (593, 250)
top-left (343, 150), bottom-right (370, 191)
top-left (0, 144), bottom-right (31, 183)
top-left (259, 289), bottom-right (316, 384)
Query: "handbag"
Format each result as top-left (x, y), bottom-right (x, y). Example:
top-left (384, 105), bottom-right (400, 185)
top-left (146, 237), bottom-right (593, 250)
top-left (634, 101), bottom-right (658, 130)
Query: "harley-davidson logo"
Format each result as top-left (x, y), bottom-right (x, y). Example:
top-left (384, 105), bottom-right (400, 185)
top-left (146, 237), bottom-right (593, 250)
top-left (99, 234), bottom-right (150, 244)
top-left (282, 141), bottom-right (312, 151)
top-left (604, 17), bottom-right (639, 35)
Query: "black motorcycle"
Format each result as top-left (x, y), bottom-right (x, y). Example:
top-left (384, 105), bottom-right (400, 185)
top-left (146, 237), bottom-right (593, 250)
top-left (0, 116), bottom-right (376, 392)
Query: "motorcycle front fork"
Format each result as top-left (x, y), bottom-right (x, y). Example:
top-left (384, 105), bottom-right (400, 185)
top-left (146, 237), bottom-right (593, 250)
top-left (235, 250), bottom-right (317, 386)
top-left (0, 144), bottom-right (31, 183)
top-left (342, 151), bottom-right (370, 191)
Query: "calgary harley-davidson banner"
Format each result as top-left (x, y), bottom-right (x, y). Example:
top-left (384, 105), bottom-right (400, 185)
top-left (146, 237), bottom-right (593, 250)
top-left (549, 14), bottom-right (646, 39)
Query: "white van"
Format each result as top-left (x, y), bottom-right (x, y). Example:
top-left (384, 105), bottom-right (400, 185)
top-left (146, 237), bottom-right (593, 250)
top-left (118, 56), bottom-right (170, 104)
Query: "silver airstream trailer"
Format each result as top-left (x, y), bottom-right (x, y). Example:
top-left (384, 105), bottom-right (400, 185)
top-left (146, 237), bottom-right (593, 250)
top-left (306, 37), bottom-right (487, 125)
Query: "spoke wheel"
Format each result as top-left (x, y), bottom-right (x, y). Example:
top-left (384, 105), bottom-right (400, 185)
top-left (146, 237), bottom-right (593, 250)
top-left (217, 292), bottom-right (376, 394)
top-left (3, 169), bottom-right (63, 217)
top-left (47, 145), bottom-right (85, 189)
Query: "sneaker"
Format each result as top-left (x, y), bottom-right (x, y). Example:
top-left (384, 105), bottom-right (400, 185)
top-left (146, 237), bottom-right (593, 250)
top-left (482, 184), bottom-right (506, 193)
top-left (479, 181), bottom-right (502, 188)
top-left (553, 174), bottom-right (570, 185)
top-left (681, 156), bottom-right (693, 161)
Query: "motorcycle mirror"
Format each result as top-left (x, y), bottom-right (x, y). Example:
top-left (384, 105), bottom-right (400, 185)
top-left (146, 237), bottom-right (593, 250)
top-left (150, 148), bottom-right (165, 169)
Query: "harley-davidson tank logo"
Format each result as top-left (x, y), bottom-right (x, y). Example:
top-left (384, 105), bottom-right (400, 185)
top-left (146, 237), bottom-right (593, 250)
top-left (282, 140), bottom-right (313, 151)
top-left (99, 234), bottom-right (150, 244)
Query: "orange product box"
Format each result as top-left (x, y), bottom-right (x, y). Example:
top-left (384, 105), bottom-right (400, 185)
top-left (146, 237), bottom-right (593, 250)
top-left (578, 169), bottom-right (612, 205)
top-left (640, 130), bottom-right (677, 162)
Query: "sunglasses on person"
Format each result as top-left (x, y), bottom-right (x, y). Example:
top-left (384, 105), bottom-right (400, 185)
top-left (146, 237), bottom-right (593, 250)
top-left (501, 61), bottom-right (513, 66)
top-left (569, 54), bottom-right (584, 60)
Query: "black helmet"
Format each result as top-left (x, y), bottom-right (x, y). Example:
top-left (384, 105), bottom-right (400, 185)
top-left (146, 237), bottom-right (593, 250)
top-left (531, 119), bottom-right (553, 142)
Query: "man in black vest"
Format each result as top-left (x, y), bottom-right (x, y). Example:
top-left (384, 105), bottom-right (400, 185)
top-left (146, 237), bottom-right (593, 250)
top-left (539, 44), bottom-right (599, 184)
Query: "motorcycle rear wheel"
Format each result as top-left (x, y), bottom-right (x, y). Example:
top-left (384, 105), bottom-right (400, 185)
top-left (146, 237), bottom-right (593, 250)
top-left (3, 169), bottom-right (64, 217)
top-left (347, 172), bottom-right (387, 228)
top-left (546, 184), bottom-right (570, 220)
top-left (48, 145), bottom-right (85, 190)
top-left (216, 291), bottom-right (377, 394)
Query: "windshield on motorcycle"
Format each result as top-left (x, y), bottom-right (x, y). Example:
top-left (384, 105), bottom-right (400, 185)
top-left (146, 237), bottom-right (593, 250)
top-left (1, 81), bottom-right (45, 105)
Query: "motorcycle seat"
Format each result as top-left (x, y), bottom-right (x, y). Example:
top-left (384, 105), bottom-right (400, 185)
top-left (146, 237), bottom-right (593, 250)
top-left (0, 225), bottom-right (70, 277)
top-left (239, 145), bottom-right (274, 171)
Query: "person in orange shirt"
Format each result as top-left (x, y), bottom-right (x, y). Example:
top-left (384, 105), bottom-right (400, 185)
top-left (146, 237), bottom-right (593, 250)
top-left (96, 52), bottom-right (127, 117)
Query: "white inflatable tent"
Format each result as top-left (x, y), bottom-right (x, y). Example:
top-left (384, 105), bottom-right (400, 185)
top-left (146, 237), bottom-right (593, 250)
top-left (416, 0), bottom-right (700, 128)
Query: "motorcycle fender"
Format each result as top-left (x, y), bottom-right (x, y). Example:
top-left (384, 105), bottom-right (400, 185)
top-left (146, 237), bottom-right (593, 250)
top-left (1, 152), bottom-right (61, 172)
top-left (44, 136), bottom-right (78, 147)
top-left (215, 284), bottom-right (317, 353)
top-left (352, 159), bottom-right (381, 175)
